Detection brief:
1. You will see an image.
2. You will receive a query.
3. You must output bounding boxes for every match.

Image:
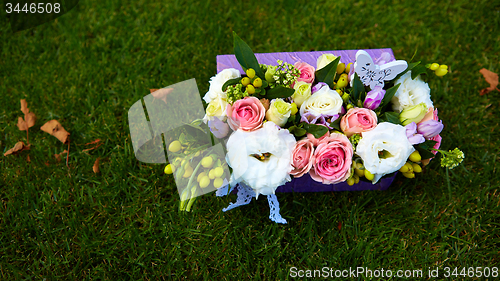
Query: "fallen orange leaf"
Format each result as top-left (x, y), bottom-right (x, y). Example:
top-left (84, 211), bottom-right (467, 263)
top-left (151, 88), bottom-right (173, 104)
top-left (17, 100), bottom-right (36, 132)
top-left (41, 120), bottom-right (70, 144)
top-left (93, 157), bottom-right (100, 173)
top-left (17, 117), bottom-right (28, 131)
top-left (20, 99), bottom-right (29, 115)
top-left (479, 68), bottom-right (499, 95)
top-left (54, 150), bottom-right (68, 162)
top-left (84, 139), bottom-right (101, 146)
top-left (4, 141), bottom-right (29, 156)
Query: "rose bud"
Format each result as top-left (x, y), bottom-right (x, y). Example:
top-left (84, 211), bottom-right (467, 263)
top-left (363, 86), bottom-right (385, 110)
top-left (417, 119), bottom-right (444, 138)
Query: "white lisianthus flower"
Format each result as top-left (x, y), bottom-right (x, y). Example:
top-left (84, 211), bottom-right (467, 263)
top-left (203, 95), bottom-right (228, 123)
top-left (316, 53), bottom-right (337, 70)
top-left (356, 122), bottom-right (415, 184)
top-left (265, 99), bottom-right (291, 127)
top-left (391, 71), bottom-right (433, 112)
top-left (299, 85), bottom-right (343, 117)
top-left (203, 68), bottom-right (241, 104)
top-left (226, 121), bottom-right (296, 198)
top-left (292, 81), bottom-right (312, 107)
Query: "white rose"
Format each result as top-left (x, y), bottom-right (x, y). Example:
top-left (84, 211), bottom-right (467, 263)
top-left (316, 53), bottom-right (337, 70)
top-left (299, 85), bottom-right (343, 117)
top-left (225, 121), bottom-right (296, 198)
top-left (356, 122), bottom-right (415, 183)
top-left (203, 68), bottom-right (241, 104)
top-left (391, 71), bottom-right (433, 112)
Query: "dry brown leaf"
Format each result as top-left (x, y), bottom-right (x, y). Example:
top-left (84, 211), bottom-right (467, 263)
top-left (17, 100), bottom-right (36, 132)
top-left (25, 112), bottom-right (36, 128)
top-left (41, 120), bottom-right (70, 144)
top-left (479, 68), bottom-right (499, 95)
top-left (151, 88), bottom-right (173, 104)
top-left (80, 139), bottom-right (103, 152)
top-left (4, 141), bottom-right (29, 156)
top-left (17, 117), bottom-right (28, 131)
top-left (93, 157), bottom-right (100, 173)
top-left (84, 139), bottom-right (101, 146)
top-left (20, 99), bottom-right (29, 115)
top-left (54, 150), bottom-right (68, 162)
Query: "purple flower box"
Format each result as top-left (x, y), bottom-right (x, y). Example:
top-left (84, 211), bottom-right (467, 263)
top-left (217, 49), bottom-right (398, 193)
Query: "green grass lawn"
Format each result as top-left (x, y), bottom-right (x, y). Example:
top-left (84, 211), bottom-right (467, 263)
top-left (1, 0), bottom-right (499, 279)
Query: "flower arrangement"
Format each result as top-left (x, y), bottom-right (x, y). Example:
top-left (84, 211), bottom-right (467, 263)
top-left (165, 33), bottom-right (464, 223)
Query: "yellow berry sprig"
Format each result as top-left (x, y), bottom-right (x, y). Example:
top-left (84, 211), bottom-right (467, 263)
top-left (399, 151), bottom-right (423, 178)
top-left (427, 63), bottom-right (448, 77)
top-left (242, 68), bottom-right (264, 95)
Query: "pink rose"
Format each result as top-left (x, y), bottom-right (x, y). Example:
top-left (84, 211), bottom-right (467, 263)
top-left (340, 108), bottom-right (378, 137)
top-left (290, 139), bottom-right (315, 178)
top-left (419, 107), bottom-right (439, 123)
top-left (421, 134), bottom-right (442, 166)
top-left (309, 133), bottom-right (353, 184)
top-left (294, 62), bottom-right (315, 84)
top-left (306, 131), bottom-right (330, 146)
top-left (226, 97), bottom-right (265, 131)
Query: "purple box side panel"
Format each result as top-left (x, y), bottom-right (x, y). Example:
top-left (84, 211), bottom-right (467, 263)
top-left (217, 48), bottom-right (395, 74)
top-left (275, 173), bottom-right (396, 193)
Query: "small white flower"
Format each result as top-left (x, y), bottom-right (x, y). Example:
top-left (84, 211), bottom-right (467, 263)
top-left (225, 122), bottom-right (296, 198)
top-left (391, 71), bottom-right (433, 112)
top-left (356, 122), bottom-right (415, 183)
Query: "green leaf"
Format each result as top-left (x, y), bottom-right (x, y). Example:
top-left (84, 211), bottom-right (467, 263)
top-left (415, 140), bottom-right (438, 160)
top-left (419, 140), bottom-right (438, 150)
top-left (266, 85), bottom-right (295, 99)
top-left (289, 125), bottom-right (307, 137)
top-left (394, 61), bottom-right (420, 81)
top-left (303, 123), bottom-right (328, 138)
top-left (233, 32), bottom-right (265, 79)
top-left (261, 80), bottom-right (269, 88)
top-left (315, 56), bottom-right (341, 88)
top-left (351, 73), bottom-right (365, 102)
top-left (410, 64), bottom-right (428, 80)
top-left (329, 117), bottom-right (341, 131)
top-left (222, 77), bottom-right (241, 92)
top-left (258, 88), bottom-right (266, 97)
top-left (384, 112), bottom-right (402, 125)
top-left (415, 146), bottom-right (436, 160)
top-left (379, 83), bottom-right (400, 109)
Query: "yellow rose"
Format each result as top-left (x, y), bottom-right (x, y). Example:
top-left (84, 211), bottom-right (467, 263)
top-left (316, 53), bottom-right (338, 70)
top-left (265, 99), bottom-right (292, 127)
top-left (204, 97), bottom-right (228, 122)
top-left (399, 102), bottom-right (428, 125)
top-left (292, 81), bottom-right (312, 108)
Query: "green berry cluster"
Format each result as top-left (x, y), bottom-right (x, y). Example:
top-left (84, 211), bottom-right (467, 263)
top-left (272, 60), bottom-right (300, 87)
top-left (226, 83), bottom-right (246, 104)
top-left (440, 148), bottom-right (464, 169)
